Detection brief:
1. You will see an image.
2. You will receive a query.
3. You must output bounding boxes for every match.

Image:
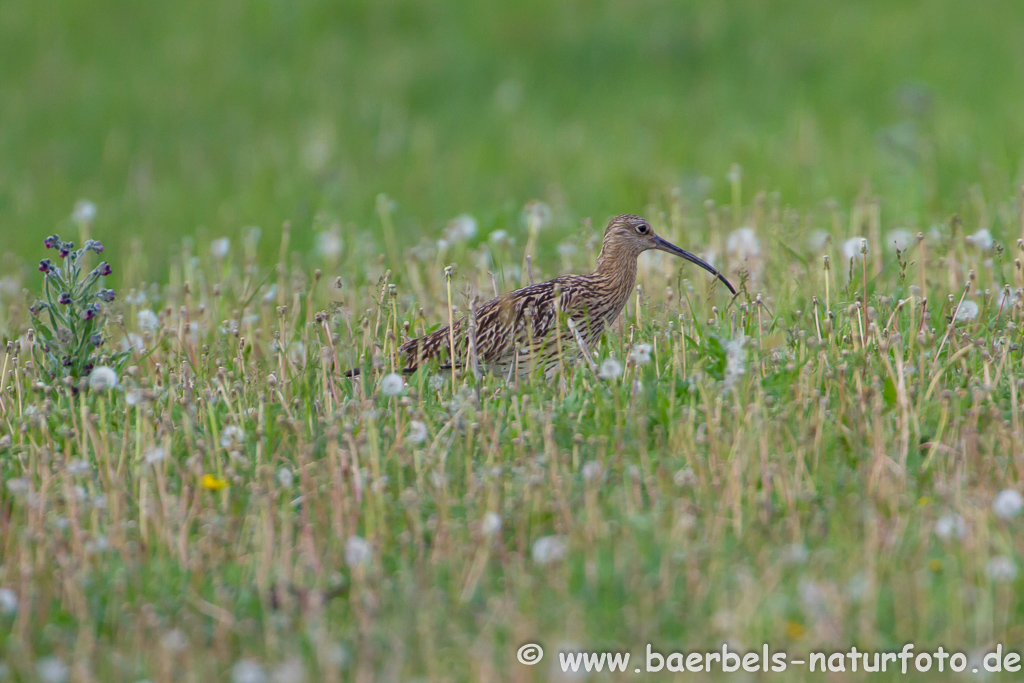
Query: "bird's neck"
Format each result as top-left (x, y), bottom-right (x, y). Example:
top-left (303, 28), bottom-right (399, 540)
top-left (592, 250), bottom-right (639, 317)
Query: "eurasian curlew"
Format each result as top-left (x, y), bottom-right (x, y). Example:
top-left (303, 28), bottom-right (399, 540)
top-left (354, 214), bottom-right (735, 379)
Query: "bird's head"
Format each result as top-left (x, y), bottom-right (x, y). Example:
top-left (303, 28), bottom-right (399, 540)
top-left (599, 214), bottom-right (736, 295)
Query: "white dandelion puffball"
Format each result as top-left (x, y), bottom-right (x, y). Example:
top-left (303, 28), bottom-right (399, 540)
top-left (122, 333), bottom-right (144, 353)
top-left (137, 309), bottom-right (159, 333)
top-left (36, 658), bottom-right (69, 683)
top-left (885, 229), bottom-right (913, 252)
top-left (726, 227), bottom-right (761, 259)
top-left (998, 287), bottom-right (1018, 309)
top-left (841, 236), bottom-right (868, 261)
top-left (316, 231), bottom-right (343, 260)
top-left (582, 461), bottom-right (603, 483)
top-left (806, 230), bottom-right (830, 252)
top-left (723, 334), bottom-right (747, 390)
top-left (933, 514), bottom-right (967, 541)
top-left (408, 420), bottom-right (428, 445)
top-left (144, 446), bottom-right (166, 465)
top-left (966, 228), bottom-right (993, 250)
top-left (87, 366), bottom-right (118, 392)
top-left (0, 587), bottom-right (17, 614)
top-left (380, 373), bottom-right (404, 396)
top-left (210, 237), bottom-right (231, 260)
top-left (447, 214), bottom-right (478, 241)
top-left (993, 489), bottom-right (1024, 520)
top-left (481, 512), bottom-right (502, 538)
top-left (522, 200), bottom-right (552, 229)
top-left (986, 556), bottom-right (1018, 583)
top-left (630, 343), bottom-right (652, 365)
top-left (598, 357), bottom-right (623, 380)
top-left (531, 535), bottom-right (567, 565)
top-left (277, 468), bottom-right (294, 488)
top-left (345, 536), bottom-right (372, 568)
top-left (220, 425), bottom-right (245, 448)
top-left (231, 659), bottom-right (265, 683)
top-left (489, 229), bottom-right (509, 245)
top-left (72, 200), bottom-right (97, 225)
top-left (954, 300), bottom-right (979, 322)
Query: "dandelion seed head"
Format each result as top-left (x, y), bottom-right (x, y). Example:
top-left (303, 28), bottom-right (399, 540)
top-left (67, 459), bottom-right (90, 475)
top-left (87, 366), bottom-right (118, 392)
top-left (986, 556), bottom-right (1018, 582)
top-left (784, 543), bottom-right (809, 565)
top-left (161, 629), bottom-right (187, 652)
top-left (277, 468), bottom-right (294, 488)
top-left (0, 588), bottom-right (17, 615)
top-left (993, 489), bottom-right (1024, 520)
top-left (231, 659), bottom-right (265, 683)
top-left (598, 357), bottom-right (622, 380)
top-left (122, 333), bottom-right (144, 353)
top-left (144, 447), bottom-right (166, 465)
top-left (806, 230), bottom-right (830, 252)
top-left (36, 658), bottom-right (68, 683)
top-left (72, 200), bottom-right (97, 225)
top-left (481, 512), bottom-right (502, 537)
top-left (842, 237), bottom-right (868, 261)
top-left (886, 228), bottom-right (913, 251)
top-left (210, 238), bottom-right (231, 260)
top-left (723, 334), bottom-right (748, 390)
top-left (581, 461), bottom-right (603, 483)
top-left (137, 309), bottom-right (159, 333)
top-left (345, 536), bottom-right (372, 568)
top-left (966, 228), bottom-right (993, 250)
top-left (522, 201), bottom-right (552, 229)
top-left (315, 231), bottom-right (343, 260)
top-left (220, 425), bottom-right (245, 448)
top-left (447, 214), bottom-right (478, 241)
top-left (673, 467), bottom-right (697, 487)
top-left (531, 535), bottom-right (567, 565)
top-left (726, 227), bottom-right (761, 259)
top-left (408, 420), bottom-right (428, 445)
top-left (380, 373), bottom-right (404, 397)
top-left (630, 343), bottom-right (652, 365)
top-left (933, 513), bottom-right (967, 541)
top-left (955, 300), bottom-right (979, 322)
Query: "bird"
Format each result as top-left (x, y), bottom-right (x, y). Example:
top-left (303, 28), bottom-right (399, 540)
top-left (353, 214), bottom-right (735, 379)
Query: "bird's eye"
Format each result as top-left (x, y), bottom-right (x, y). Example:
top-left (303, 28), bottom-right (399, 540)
top-left (636, 223), bottom-right (649, 234)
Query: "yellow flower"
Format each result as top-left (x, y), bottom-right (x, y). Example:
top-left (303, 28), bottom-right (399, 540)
top-left (202, 474), bottom-right (228, 491)
top-left (928, 559), bottom-right (942, 573)
top-left (785, 621), bottom-right (805, 640)
top-left (917, 496), bottom-right (932, 506)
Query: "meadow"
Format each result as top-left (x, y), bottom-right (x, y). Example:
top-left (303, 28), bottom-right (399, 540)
top-left (3, 0), bottom-right (1024, 681)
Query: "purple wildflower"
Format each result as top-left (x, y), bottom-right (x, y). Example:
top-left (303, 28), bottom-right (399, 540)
top-left (59, 242), bottom-right (73, 259)
top-left (84, 240), bottom-right (104, 253)
top-left (94, 262), bottom-right (112, 277)
top-left (82, 304), bottom-right (100, 321)
top-left (90, 333), bottom-right (104, 347)
top-left (39, 259), bottom-right (52, 273)
top-left (97, 288), bottom-right (116, 302)
top-left (58, 292), bottom-right (72, 305)
top-left (44, 235), bottom-right (61, 250)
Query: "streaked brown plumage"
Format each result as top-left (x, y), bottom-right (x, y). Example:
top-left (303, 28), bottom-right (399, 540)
top-left (369, 214), bottom-right (734, 379)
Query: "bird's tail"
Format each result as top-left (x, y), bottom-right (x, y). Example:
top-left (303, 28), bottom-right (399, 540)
top-left (342, 323), bottom-right (462, 379)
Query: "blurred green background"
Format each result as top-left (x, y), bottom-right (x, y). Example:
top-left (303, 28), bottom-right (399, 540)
top-left (2, 0), bottom-right (1023, 267)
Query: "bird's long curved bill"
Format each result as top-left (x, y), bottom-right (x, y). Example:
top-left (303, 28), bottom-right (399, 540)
top-left (654, 235), bottom-right (737, 295)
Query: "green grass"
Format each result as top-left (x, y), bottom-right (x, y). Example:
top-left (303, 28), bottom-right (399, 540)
top-left (3, 0), bottom-right (1024, 681)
